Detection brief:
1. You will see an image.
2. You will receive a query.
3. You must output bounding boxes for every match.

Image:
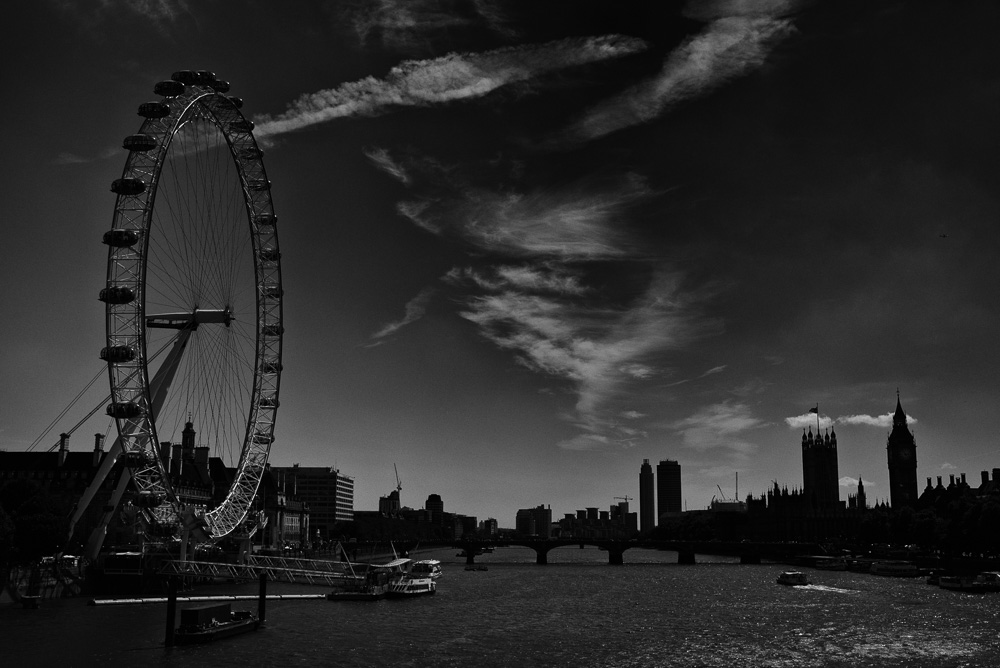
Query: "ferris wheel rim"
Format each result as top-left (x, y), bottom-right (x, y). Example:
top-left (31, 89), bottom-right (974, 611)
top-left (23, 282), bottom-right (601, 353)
top-left (101, 70), bottom-right (282, 541)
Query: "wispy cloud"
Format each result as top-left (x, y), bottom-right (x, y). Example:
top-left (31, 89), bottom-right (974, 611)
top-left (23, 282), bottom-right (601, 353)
top-left (343, 0), bottom-right (516, 52)
top-left (451, 268), bottom-right (711, 446)
top-left (399, 173), bottom-right (652, 259)
top-left (52, 146), bottom-right (121, 165)
top-left (838, 412), bottom-right (916, 427)
top-left (556, 7), bottom-right (794, 144)
top-left (254, 35), bottom-right (648, 139)
top-left (364, 146), bottom-right (412, 185)
top-left (682, 0), bottom-right (798, 22)
top-left (53, 152), bottom-right (89, 165)
top-left (446, 265), bottom-right (588, 296)
top-left (839, 476), bottom-right (873, 488)
top-left (785, 411), bottom-right (917, 429)
top-left (785, 412), bottom-right (835, 430)
top-left (671, 401), bottom-right (764, 454)
top-left (369, 287), bottom-right (436, 343)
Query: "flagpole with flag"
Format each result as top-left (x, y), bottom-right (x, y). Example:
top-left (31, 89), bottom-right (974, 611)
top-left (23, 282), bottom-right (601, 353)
top-left (809, 404), bottom-right (819, 432)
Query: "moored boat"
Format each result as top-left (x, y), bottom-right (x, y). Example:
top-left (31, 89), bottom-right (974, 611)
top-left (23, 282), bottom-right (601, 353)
top-left (870, 561), bottom-right (920, 577)
top-left (939, 575), bottom-right (988, 593)
top-left (327, 557), bottom-right (411, 601)
top-left (410, 559), bottom-right (443, 579)
top-left (777, 571), bottom-right (809, 586)
top-left (328, 570), bottom-right (390, 601)
top-left (174, 603), bottom-right (259, 644)
top-left (975, 572), bottom-right (1000, 592)
top-left (387, 575), bottom-right (436, 598)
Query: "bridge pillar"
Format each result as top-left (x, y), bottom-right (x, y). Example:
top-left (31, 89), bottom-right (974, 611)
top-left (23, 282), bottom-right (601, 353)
top-left (740, 553), bottom-right (761, 565)
top-left (607, 548), bottom-right (625, 565)
top-left (678, 551), bottom-right (696, 565)
top-left (465, 551), bottom-right (477, 566)
top-left (535, 548), bottom-right (548, 565)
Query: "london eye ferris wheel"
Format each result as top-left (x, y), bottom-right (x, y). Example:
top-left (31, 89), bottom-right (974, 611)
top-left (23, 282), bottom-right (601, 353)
top-left (99, 70), bottom-right (283, 541)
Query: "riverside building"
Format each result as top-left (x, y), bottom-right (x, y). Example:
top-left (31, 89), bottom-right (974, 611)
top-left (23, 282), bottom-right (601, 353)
top-left (639, 459), bottom-right (654, 532)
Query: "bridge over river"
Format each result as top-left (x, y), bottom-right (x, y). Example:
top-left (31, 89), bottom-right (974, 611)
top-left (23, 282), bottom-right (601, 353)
top-left (402, 539), bottom-right (827, 566)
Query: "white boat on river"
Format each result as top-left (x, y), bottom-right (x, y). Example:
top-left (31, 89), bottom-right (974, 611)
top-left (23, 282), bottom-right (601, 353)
top-left (387, 575), bottom-right (437, 598)
top-left (410, 559), bottom-right (443, 579)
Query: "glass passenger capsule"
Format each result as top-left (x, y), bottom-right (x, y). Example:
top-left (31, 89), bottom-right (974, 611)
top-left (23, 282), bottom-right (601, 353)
top-left (254, 213), bottom-right (277, 227)
top-left (100, 345), bottom-right (137, 363)
top-left (107, 402), bottom-right (143, 419)
top-left (154, 80), bottom-right (185, 96)
top-left (99, 286), bottom-right (136, 304)
top-left (137, 101), bottom-right (170, 118)
top-left (111, 178), bottom-right (146, 196)
top-left (123, 134), bottom-right (157, 152)
top-left (103, 228), bottom-right (140, 247)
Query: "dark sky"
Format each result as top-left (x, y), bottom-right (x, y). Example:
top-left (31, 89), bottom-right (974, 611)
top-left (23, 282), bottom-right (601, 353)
top-left (3, 0), bottom-right (1000, 525)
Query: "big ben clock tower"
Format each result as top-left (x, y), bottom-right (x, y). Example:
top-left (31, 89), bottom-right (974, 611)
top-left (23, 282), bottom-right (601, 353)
top-left (886, 392), bottom-right (918, 508)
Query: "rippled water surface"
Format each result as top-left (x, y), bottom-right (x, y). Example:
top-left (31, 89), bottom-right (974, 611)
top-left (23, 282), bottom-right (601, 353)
top-left (4, 546), bottom-right (999, 667)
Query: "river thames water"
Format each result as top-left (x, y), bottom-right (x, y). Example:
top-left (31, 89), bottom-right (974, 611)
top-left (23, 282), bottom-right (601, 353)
top-left (3, 546), bottom-right (999, 667)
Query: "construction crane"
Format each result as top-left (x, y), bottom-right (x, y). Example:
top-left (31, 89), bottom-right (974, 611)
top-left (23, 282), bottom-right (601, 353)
top-left (613, 495), bottom-right (633, 504)
top-left (394, 463), bottom-right (402, 493)
top-left (716, 485), bottom-right (730, 501)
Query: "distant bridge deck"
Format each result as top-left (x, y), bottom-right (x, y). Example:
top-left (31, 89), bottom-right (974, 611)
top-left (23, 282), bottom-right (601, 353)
top-left (417, 538), bottom-right (826, 565)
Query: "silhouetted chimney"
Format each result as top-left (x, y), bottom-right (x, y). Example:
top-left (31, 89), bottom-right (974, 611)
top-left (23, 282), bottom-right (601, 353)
top-left (926, 477), bottom-right (933, 490)
top-left (58, 433), bottom-right (70, 467)
top-left (194, 446), bottom-right (209, 474)
top-left (961, 473), bottom-right (967, 485)
top-left (949, 474), bottom-right (956, 487)
top-left (983, 471), bottom-right (990, 487)
top-left (93, 433), bottom-right (105, 468)
top-left (993, 468), bottom-right (1000, 483)
top-left (159, 441), bottom-right (171, 468)
top-left (171, 443), bottom-right (183, 476)
top-left (936, 476), bottom-right (943, 488)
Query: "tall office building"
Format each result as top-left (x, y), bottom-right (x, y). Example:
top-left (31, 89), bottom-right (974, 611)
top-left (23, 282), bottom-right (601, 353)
top-left (515, 504), bottom-right (552, 538)
top-left (639, 459), bottom-right (655, 532)
top-left (886, 394), bottom-right (918, 508)
top-left (270, 465), bottom-right (354, 540)
top-left (657, 459), bottom-right (682, 521)
top-left (426, 493), bottom-right (444, 525)
top-left (801, 427), bottom-right (840, 509)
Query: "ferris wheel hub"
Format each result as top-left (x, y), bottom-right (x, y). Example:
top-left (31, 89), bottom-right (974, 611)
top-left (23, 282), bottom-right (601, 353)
top-left (146, 307), bottom-right (234, 329)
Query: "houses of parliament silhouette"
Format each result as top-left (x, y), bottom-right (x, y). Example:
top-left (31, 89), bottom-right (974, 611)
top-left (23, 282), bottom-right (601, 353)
top-left (644, 395), bottom-right (943, 542)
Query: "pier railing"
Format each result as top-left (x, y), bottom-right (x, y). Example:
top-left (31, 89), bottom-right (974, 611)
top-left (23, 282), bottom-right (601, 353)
top-left (159, 556), bottom-right (357, 586)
